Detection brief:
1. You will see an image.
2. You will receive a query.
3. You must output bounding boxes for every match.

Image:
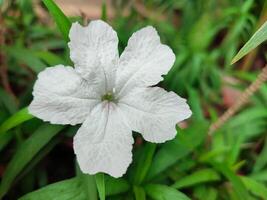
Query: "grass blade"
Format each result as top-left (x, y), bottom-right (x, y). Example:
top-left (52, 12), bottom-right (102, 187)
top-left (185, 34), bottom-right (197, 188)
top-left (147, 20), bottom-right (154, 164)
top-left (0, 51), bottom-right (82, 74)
top-left (241, 176), bottom-right (267, 199)
top-left (172, 168), bottom-right (221, 189)
top-left (105, 176), bottom-right (130, 196)
top-left (134, 186), bottom-right (146, 200)
top-left (20, 175), bottom-right (129, 200)
top-left (133, 143), bottom-right (156, 185)
top-left (146, 122), bottom-right (208, 180)
top-left (0, 107), bottom-right (33, 135)
top-left (42, 0), bottom-right (71, 42)
top-left (19, 177), bottom-right (85, 200)
top-left (0, 124), bottom-right (63, 198)
top-left (232, 21), bottom-right (267, 64)
top-left (145, 184), bottom-right (190, 200)
top-left (210, 161), bottom-right (250, 200)
top-left (95, 173), bottom-right (105, 200)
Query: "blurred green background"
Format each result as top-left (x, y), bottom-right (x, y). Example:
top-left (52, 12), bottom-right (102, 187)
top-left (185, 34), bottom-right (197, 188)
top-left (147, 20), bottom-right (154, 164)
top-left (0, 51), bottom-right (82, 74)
top-left (0, 0), bottom-right (267, 199)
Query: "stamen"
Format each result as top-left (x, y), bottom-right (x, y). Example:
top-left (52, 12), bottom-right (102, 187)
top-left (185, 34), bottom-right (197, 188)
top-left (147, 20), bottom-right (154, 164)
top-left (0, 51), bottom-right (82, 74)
top-left (101, 91), bottom-right (116, 102)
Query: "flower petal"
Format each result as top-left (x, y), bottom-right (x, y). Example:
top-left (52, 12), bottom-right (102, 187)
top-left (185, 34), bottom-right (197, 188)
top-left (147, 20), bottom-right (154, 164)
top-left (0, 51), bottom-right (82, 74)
top-left (29, 65), bottom-right (100, 125)
top-left (68, 20), bottom-right (119, 91)
top-left (116, 26), bottom-right (175, 97)
top-left (118, 87), bottom-right (192, 143)
top-left (74, 103), bottom-right (133, 178)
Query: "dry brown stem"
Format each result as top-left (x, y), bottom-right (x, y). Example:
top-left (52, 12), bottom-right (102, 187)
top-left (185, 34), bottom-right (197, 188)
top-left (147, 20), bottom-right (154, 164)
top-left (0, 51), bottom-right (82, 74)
top-left (209, 65), bottom-right (267, 135)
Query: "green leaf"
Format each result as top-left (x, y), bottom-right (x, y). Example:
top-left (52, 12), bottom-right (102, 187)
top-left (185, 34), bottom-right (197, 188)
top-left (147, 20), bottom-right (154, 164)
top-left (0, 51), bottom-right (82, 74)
top-left (250, 170), bottom-right (267, 182)
top-left (101, 0), bottom-right (107, 21)
top-left (145, 184), bottom-right (190, 200)
top-left (133, 143), bottom-right (156, 184)
top-left (227, 134), bottom-right (245, 166)
top-left (0, 107), bottom-right (34, 134)
top-left (5, 47), bottom-right (46, 73)
top-left (172, 168), bottom-right (221, 189)
top-left (19, 177), bottom-right (85, 200)
top-left (95, 173), bottom-right (105, 200)
top-left (193, 186), bottom-right (218, 200)
top-left (0, 88), bottom-right (17, 114)
top-left (0, 124), bottom-right (63, 198)
top-left (34, 51), bottom-right (66, 66)
top-left (231, 21), bottom-right (267, 64)
top-left (42, 0), bottom-right (71, 42)
top-left (241, 176), bottom-right (267, 199)
top-left (105, 176), bottom-right (130, 196)
top-left (134, 186), bottom-right (146, 200)
top-left (79, 174), bottom-right (97, 200)
top-left (0, 131), bottom-right (13, 152)
top-left (209, 161), bottom-right (250, 200)
top-left (146, 122), bottom-right (208, 180)
top-left (253, 137), bottom-right (267, 172)
top-left (196, 187), bottom-right (218, 200)
top-left (20, 175), bottom-right (129, 200)
top-left (187, 87), bottom-right (204, 120)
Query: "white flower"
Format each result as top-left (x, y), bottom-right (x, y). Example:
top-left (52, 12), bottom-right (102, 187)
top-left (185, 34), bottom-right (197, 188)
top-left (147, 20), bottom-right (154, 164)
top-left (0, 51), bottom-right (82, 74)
top-left (29, 20), bottom-right (192, 178)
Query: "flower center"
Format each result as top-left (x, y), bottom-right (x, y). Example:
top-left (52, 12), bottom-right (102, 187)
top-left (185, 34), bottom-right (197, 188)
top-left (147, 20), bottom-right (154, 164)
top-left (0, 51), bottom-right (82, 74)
top-left (101, 91), bottom-right (116, 102)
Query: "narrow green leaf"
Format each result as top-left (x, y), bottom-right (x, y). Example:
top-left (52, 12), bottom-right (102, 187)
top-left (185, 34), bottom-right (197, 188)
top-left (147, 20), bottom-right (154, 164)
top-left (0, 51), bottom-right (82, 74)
top-left (231, 21), bottom-right (267, 64)
top-left (0, 88), bottom-right (17, 114)
top-left (210, 161), bottom-right (250, 200)
top-left (202, 187), bottom-right (218, 200)
top-left (253, 137), bottom-right (267, 172)
top-left (199, 146), bottom-right (230, 162)
top-left (20, 175), bottom-right (129, 200)
top-left (101, 0), bottom-right (107, 21)
top-left (34, 51), bottom-right (66, 66)
top-left (193, 185), bottom-right (218, 200)
top-left (95, 173), bottom-right (105, 200)
top-left (250, 170), bottom-right (267, 182)
top-left (105, 176), bottom-right (130, 196)
top-left (145, 184), bottom-right (190, 200)
top-left (19, 177), bottom-right (85, 200)
top-left (134, 186), bottom-right (146, 200)
top-left (187, 87), bottom-right (204, 120)
top-left (17, 136), bottom-right (60, 181)
top-left (0, 131), bottom-right (13, 152)
top-left (172, 168), bottom-right (221, 189)
top-left (80, 174), bottom-right (97, 200)
top-left (146, 122), bottom-right (208, 180)
top-left (0, 124), bottom-right (63, 198)
top-left (241, 176), bottom-right (267, 199)
top-left (5, 47), bottom-right (47, 73)
top-left (133, 143), bottom-right (156, 184)
top-left (42, 0), bottom-right (71, 42)
top-left (227, 134), bottom-right (245, 166)
top-left (0, 107), bottom-right (34, 135)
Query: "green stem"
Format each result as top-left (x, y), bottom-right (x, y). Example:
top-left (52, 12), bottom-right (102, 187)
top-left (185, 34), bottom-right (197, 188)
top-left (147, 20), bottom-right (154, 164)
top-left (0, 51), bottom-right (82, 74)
top-left (95, 173), bottom-right (105, 200)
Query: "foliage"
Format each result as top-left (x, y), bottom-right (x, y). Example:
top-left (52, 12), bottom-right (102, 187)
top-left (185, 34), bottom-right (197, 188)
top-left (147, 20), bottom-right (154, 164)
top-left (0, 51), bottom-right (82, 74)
top-left (0, 0), bottom-right (267, 199)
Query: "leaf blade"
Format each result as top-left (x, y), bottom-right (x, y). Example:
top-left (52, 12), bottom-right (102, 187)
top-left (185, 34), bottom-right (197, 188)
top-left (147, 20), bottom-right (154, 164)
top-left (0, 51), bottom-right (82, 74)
top-left (0, 124), bottom-right (63, 198)
top-left (95, 173), bottom-right (105, 200)
top-left (209, 161), bottom-right (250, 200)
top-left (0, 107), bottom-right (34, 135)
top-left (42, 0), bottom-right (71, 42)
top-left (146, 122), bottom-right (208, 180)
top-left (172, 168), bottom-right (221, 189)
top-left (241, 176), bottom-right (267, 199)
top-left (145, 184), bottom-right (190, 200)
top-left (231, 21), bottom-right (267, 64)
top-left (19, 177), bottom-right (85, 200)
top-left (134, 186), bottom-right (146, 200)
